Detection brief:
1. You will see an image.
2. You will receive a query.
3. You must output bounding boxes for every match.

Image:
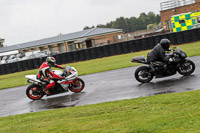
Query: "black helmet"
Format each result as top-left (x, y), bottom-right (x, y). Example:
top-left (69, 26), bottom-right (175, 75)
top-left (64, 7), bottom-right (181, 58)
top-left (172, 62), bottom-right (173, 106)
top-left (160, 39), bottom-right (170, 51)
top-left (46, 56), bottom-right (56, 66)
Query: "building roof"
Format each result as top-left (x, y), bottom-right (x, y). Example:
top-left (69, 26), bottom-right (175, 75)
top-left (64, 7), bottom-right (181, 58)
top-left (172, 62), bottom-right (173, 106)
top-left (0, 28), bottom-right (122, 53)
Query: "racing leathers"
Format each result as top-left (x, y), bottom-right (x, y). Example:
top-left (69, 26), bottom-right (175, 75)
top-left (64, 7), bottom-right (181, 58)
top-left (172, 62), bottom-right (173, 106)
top-left (37, 62), bottom-right (64, 94)
top-left (147, 43), bottom-right (170, 63)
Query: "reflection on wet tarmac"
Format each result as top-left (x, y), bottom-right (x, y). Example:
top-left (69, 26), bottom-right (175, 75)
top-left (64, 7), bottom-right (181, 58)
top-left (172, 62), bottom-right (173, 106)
top-left (28, 92), bottom-right (85, 112)
top-left (153, 90), bottom-right (175, 95)
top-left (135, 75), bottom-right (198, 97)
top-left (137, 75), bottom-right (196, 89)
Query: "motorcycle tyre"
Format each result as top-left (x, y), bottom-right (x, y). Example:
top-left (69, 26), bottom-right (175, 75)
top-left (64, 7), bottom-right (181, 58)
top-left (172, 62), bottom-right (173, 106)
top-left (178, 60), bottom-right (195, 76)
top-left (69, 78), bottom-right (85, 93)
top-left (26, 84), bottom-right (44, 100)
top-left (135, 66), bottom-right (154, 83)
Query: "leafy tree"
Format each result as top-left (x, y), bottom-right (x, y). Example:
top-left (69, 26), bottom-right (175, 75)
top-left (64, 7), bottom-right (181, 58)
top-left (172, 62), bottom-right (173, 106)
top-left (83, 25), bottom-right (95, 30)
top-left (83, 12), bottom-right (161, 33)
top-left (147, 23), bottom-right (157, 30)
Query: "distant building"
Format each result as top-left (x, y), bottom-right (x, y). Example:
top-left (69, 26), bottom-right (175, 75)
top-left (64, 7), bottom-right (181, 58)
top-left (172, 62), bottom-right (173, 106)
top-left (0, 28), bottom-right (123, 55)
top-left (160, 0), bottom-right (200, 32)
top-left (0, 38), bottom-right (4, 47)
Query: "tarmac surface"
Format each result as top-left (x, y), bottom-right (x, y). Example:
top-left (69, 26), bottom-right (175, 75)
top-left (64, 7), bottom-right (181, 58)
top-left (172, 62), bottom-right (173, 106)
top-left (0, 56), bottom-right (200, 117)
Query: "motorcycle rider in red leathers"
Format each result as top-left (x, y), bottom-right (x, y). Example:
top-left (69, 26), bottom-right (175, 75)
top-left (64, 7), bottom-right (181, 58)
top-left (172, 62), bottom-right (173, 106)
top-left (37, 57), bottom-right (65, 95)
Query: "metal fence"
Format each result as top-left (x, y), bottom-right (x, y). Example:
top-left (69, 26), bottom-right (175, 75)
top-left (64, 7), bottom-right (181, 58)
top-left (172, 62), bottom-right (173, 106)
top-left (0, 27), bottom-right (200, 75)
top-left (160, 0), bottom-right (195, 11)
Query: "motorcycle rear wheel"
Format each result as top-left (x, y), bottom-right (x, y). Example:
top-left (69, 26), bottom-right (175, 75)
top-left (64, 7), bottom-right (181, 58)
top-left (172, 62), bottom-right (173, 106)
top-left (178, 60), bottom-right (195, 76)
top-left (135, 66), bottom-right (154, 83)
top-left (26, 85), bottom-right (44, 100)
top-left (69, 78), bottom-right (85, 93)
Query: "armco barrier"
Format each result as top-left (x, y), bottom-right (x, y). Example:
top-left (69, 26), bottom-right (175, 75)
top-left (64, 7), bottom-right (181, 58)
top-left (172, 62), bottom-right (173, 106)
top-left (67, 52), bottom-right (74, 63)
top-left (78, 50), bottom-right (86, 61)
top-left (22, 60), bottom-right (28, 71)
top-left (134, 40), bottom-right (142, 51)
top-left (38, 58), bottom-right (44, 66)
top-left (96, 47), bottom-right (102, 58)
top-left (147, 37), bottom-right (155, 49)
top-left (73, 51), bottom-right (80, 62)
top-left (61, 52), bottom-right (69, 64)
top-left (6, 64), bottom-right (12, 74)
top-left (109, 43), bottom-right (117, 55)
top-left (115, 43), bottom-right (123, 55)
top-left (11, 62), bottom-right (17, 73)
top-left (176, 32), bottom-right (184, 44)
top-left (1, 64), bottom-right (7, 75)
top-left (54, 54), bottom-right (62, 65)
top-left (155, 35), bottom-right (162, 44)
top-left (190, 29), bottom-right (199, 42)
top-left (27, 59), bottom-right (34, 70)
top-left (1, 28), bottom-right (200, 75)
top-left (103, 45), bottom-right (111, 57)
top-left (160, 34), bottom-right (169, 39)
top-left (90, 47), bottom-right (98, 59)
top-left (84, 48), bottom-right (92, 60)
top-left (183, 31), bottom-right (191, 43)
top-left (127, 40), bottom-right (134, 52)
top-left (198, 29), bottom-right (200, 40)
top-left (142, 38), bottom-right (149, 50)
top-left (168, 33), bottom-right (177, 44)
top-left (34, 58), bottom-right (40, 68)
top-left (0, 65), bottom-right (2, 75)
top-left (122, 42), bottom-right (130, 53)
top-left (96, 46), bottom-right (103, 58)
top-left (16, 61), bottom-right (23, 72)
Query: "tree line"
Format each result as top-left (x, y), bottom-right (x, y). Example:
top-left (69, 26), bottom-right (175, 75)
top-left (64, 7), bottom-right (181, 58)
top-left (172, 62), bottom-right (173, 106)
top-left (84, 12), bottom-right (161, 33)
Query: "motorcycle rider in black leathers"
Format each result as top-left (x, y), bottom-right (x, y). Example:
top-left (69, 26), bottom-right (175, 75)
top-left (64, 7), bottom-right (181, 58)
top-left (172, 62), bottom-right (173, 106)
top-left (147, 39), bottom-right (173, 71)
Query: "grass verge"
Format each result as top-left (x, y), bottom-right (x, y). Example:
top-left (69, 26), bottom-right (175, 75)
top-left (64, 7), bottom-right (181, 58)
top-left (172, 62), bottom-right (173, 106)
top-left (0, 41), bottom-right (200, 90)
top-left (1, 90), bottom-right (200, 132)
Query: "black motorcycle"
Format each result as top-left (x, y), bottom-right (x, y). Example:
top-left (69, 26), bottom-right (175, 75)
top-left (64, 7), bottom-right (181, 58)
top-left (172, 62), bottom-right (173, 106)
top-left (131, 47), bottom-right (195, 83)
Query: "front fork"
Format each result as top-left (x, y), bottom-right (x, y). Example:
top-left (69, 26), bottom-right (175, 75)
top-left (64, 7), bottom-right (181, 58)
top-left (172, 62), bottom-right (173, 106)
top-left (71, 77), bottom-right (79, 87)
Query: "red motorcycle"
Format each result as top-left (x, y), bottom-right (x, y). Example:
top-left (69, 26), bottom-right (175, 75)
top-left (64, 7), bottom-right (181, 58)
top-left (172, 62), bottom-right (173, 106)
top-left (25, 65), bottom-right (85, 100)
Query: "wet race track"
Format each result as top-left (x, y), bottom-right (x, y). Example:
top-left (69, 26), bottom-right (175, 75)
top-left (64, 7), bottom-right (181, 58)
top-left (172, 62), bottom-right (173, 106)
top-left (0, 56), bottom-right (200, 117)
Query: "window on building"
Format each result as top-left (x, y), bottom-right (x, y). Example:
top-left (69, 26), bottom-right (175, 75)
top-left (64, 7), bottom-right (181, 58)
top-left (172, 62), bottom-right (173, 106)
top-left (179, 20), bottom-right (185, 24)
top-left (48, 45), bottom-right (55, 52)
top-left (197, 17), bottom-right (200, 23)
top-left (69, 44), bottom-right (76, 51)
top-left (58, 43), bottom-right (66, 53)
top-left (76, 43), bottom-right (82, 49)
top-left (118, 35), bottom-right (122, 39)
top-left (165, 20), bottom-right (171, 31)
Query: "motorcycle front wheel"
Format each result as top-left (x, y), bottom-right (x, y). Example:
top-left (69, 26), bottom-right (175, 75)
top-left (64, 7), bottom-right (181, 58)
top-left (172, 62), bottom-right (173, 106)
top-left (135, 66), bottom-right (154, 83)
top-left (178, 60), bottom-right (195, 76)
top-left (26, 85), bottom-right (44, 100)
top-left (69, 78), bottom-right (85, 93)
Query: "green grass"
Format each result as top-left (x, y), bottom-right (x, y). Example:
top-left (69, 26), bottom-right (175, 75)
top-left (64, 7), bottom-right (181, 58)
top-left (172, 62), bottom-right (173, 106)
top-left (0, 41), bottom-right (200, 90)
top-left (1, 90), bottom-right (200, 133)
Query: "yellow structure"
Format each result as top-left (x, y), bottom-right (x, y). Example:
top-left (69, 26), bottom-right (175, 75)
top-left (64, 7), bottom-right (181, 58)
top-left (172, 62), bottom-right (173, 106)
top-left (171, 11), bottom-right (200, 32)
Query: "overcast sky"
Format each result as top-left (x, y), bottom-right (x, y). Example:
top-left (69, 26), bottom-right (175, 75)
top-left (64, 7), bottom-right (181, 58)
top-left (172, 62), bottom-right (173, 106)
top-left (0, 0), bottom-right (166, 46)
